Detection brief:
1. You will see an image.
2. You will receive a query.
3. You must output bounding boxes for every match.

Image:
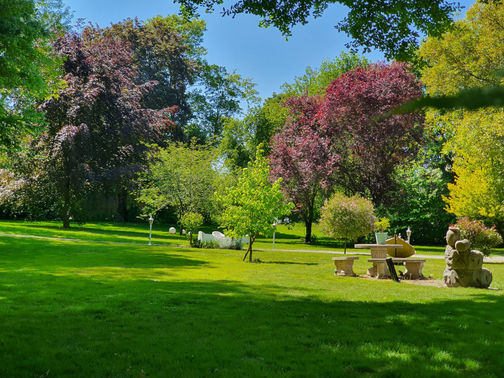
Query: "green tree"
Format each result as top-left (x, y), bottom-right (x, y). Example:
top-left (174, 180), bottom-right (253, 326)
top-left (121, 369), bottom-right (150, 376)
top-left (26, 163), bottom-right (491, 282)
top-left (419, 1), bottom-right (504, 229)
top-left (319, 192), bottom-right (376, 253)
top-left (281, 52), bottom-right (368, 97)
top-left (217, 150), bottom-right (293, 262)
top-left (0, 0), bottom-right (64, 149)
top-left (187, 63), bottom-right (260, 139)
top-left (137, 141), bottom-right (218, 231)
top-left (180, 212), bottom-right (204, 246)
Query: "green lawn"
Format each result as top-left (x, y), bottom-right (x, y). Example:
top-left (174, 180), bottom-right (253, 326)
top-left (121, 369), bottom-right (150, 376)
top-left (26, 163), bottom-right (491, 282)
top-left (1, 221), bottom-right (504, 376)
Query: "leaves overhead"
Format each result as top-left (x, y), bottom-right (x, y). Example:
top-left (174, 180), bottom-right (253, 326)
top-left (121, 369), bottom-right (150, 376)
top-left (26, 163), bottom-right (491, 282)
top-left (176, 0), bottom-right (462, 61)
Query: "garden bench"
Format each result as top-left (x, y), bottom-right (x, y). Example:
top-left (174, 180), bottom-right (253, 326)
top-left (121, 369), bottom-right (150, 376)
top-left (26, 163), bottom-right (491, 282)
top-left (368, 258), bottom-right (426, 279)
top-left (332, 256), bottom-right (359, 277)
top-left (392, 258), bottom-right (425, 279)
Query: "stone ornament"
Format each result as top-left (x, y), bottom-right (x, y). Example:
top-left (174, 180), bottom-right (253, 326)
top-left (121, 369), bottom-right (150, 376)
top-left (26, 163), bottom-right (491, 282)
top-left (443, 226), bottom-right (492, 288)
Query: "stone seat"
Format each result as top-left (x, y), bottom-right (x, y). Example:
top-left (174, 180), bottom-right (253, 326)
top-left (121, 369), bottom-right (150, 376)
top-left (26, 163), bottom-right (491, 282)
top-left (368, 258), bottom-right (426, 279)
top-left (332, 256), bottom-right (359, 277)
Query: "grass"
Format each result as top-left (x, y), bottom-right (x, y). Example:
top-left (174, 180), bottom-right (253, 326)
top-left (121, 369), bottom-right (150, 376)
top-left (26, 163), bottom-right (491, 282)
top-left (1, 220), bottom-right (504, 376)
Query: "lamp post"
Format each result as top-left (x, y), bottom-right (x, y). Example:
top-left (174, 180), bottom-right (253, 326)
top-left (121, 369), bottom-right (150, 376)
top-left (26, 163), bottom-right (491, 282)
top-left (406, 226), bottom-right (412, 244)
top-left (272, 218), bottom-right (282, 250)
top-left (148, 214), bottom-right (154, 245)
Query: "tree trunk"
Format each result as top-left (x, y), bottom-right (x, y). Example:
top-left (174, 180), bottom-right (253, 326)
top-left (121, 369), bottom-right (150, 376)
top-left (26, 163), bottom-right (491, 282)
top-left (304, 220), bottom-right (312, 243)
top-left (304, 195), bottom-right (316, 243)
top-left (242, 235), bottom-right (255, 262)
top-left (62, 180), bottom-right (71, 229)
top-left (117, 186), bottom-right (129, 222)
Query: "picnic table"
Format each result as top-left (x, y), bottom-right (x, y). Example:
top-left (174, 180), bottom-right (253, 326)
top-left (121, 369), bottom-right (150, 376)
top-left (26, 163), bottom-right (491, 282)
top-left (355, 244), bottom-right (403, 277)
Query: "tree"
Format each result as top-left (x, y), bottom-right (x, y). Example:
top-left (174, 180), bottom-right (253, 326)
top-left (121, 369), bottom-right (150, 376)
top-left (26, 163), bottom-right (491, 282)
top-left (217, 150), bottom-right (293, 262)
top-left (0, 0), bottom-right (65, 149)
top-left (419, 1), bottom-right (504, 230)
top-left (106, 15), bottom-right (205, 140)
top-left (176, 0), bottom-right (463, 61)
top-left (269, 95), bottom-right (338, 243)
top-left (136, 141), bottom-right (218, 231)
top-left (319, 192), bottom-right (376, 253)
top-left (319, 62), bottom-right (424, 206)
top-left (187, 63), bottom-right (259, 139)
top-left (281, 52), bottom-right (369, 97)
top-left (180, 212), bottom-right (204, 246)
top-left (36, 25), bottom-right (171, 227)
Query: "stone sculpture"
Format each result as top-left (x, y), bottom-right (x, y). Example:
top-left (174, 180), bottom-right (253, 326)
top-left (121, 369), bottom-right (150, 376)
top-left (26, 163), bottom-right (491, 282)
top-left (443, 226), bottom-right (492, 288)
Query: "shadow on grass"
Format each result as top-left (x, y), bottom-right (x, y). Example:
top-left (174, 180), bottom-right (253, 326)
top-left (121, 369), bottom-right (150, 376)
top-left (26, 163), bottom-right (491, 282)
top-left (0, 269), bottom-right (503, 376)
top-left (0, 237), bottom-right (206, 270)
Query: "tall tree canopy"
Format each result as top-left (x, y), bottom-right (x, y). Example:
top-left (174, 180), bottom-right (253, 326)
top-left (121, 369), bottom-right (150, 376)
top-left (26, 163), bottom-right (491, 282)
top-left (34, 25), bottom-right (173, 227)
top-left (176, 0), bottom-right (462, 61)
top-left (319, 62), bottom-right (424, 206)
top-left (419, 0), bottom-right (504, 229)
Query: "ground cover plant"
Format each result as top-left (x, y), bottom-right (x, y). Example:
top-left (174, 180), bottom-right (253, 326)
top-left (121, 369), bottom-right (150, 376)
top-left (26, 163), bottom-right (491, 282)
top-left (1, 222), bottom-right (504, 376)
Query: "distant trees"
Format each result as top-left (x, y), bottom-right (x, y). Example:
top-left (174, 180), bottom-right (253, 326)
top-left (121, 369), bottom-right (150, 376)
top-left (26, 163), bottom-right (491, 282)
top-left (136, 141), bottom-right (218, 230)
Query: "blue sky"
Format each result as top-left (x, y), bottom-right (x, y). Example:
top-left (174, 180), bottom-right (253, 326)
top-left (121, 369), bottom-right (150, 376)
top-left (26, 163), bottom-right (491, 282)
top-left (63, 0), bottom-right (476, 101)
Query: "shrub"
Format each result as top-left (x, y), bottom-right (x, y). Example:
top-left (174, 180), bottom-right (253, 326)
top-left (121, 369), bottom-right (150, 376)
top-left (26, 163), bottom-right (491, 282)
top-left (374, 217), bottom-right (390, 232)
top-left (180, 212), bottom-right (204, 246)
top-left (320, 192), bottom-right (376, 253)
top-left (454, 217), bottom-right (503, 255)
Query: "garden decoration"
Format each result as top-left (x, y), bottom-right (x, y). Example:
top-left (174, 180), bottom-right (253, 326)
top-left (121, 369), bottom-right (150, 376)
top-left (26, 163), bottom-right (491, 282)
top-left (443, 226), bottom-right (492, 288)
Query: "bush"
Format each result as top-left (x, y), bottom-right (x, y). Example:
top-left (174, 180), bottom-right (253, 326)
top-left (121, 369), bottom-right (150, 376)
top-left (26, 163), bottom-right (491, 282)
top-left (180, 212), bottom-right (204, 246)
top-left (454, 217), bottom-right (503, 255)
top-left (320, 192), bottom-right (376, 253)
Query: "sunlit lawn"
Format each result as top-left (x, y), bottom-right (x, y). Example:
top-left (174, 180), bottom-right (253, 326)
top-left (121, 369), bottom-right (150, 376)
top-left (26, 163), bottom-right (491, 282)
top-left (1, 221), bottom-right (504, 376)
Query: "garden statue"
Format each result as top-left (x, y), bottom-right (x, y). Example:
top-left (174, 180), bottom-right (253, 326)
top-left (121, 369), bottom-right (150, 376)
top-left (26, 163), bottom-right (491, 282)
top-left (443, 226), bottom-right (492, 288)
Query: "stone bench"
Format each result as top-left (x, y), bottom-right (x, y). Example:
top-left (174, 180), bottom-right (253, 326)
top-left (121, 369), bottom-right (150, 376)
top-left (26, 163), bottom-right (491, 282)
top-left (332, 256), bottom-right (359, 277)
top-left (368, 258), bottom-right (426, 279)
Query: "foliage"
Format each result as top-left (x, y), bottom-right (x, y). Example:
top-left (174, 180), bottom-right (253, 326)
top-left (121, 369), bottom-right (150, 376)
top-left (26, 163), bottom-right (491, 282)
top-left (374, 218), bottom-right (390, 232)
top-left (217, 150), bottom-right (294, 261)
top-left (176, 0), bottom-right (462, 61)
top-left (384, 161), bottom-right (455, 245)
top-left (319, 192), bottom-right (376, 253)
top-left (280, 52), bottom-right (369, 97)
top-left (106, 15), bottom-right (205, 140)
top-left (187, 63), bottom-right (260, 139)
top-left (219, 93), bottom-right (289, 171)
top-left (454, 216), bottom-right (503, 255)
top-left (180, 212), bottom-right (204, 246)
top-left (33, 25), bottom-right (171, 227)
top-left (319, 62), bottom-right (424, 206)
top-left (136, 141), bottom-right (218, 229)
top-left (269, 95), bottom-right (338, 243)
top-left (0, 0), bottom-right (65, 149)
top-left (419, 2), bottom-right (504, 229)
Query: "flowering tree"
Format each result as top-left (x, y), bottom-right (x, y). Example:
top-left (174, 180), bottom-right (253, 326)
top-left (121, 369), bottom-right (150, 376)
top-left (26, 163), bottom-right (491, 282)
top-left (269, 96), bottom-right (338, 243)
top-left (319, 62), bottom-right (424, 206)
top-left (319, 192), bottom-right (376, 253)
top-left (217, 150), bottom-right (293, 262)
